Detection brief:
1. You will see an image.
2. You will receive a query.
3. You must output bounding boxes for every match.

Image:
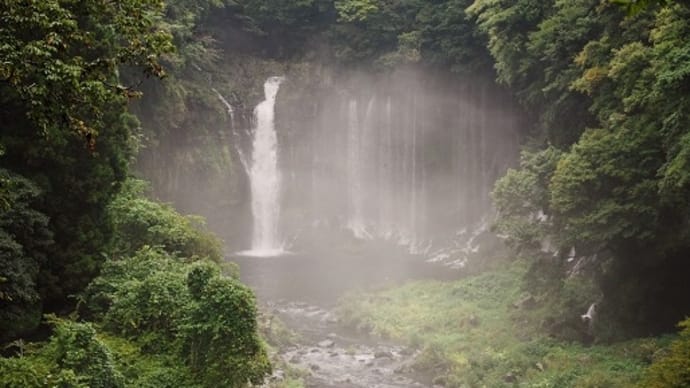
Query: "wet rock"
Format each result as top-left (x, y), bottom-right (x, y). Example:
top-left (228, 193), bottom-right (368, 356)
top-left (288, 355), bottom-right (301, 364)
top-left (432, 375), bottom-right (447, 386)
top-left (503, 372), bottom-right (517, 383)
top-left (399, 347), bottom-right (413, 356)
top-left (270, 369), bottom-right (285, 381)
top-left (374, 351), bottom-right (393, 359)
top-left (365, 361), bottom-right (374, 367)
top-left (297, 349), bottom-right (308, 355)
top-left (310, 364), bottom-right (320, 371)
top-left (329, 351), bottom-right (339, 357)
top-left (318, 339), bottom-right (335, 348)
top-left (310, 348), bottom-right (320, 353)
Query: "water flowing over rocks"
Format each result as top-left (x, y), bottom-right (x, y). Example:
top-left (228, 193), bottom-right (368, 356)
top-left (267, 300), bottom-right (427, 388)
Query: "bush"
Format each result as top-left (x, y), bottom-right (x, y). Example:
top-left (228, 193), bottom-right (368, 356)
top-left (640, 317), bottom-right (690, 387)
top-left (0, 356), bottom-right (49, 388)
top-left (0, 318), bottom-right (124, 388)
top-left (182, 275), bottom-right (271, 386)
top-left (107, 179), bottom-right (222, 261)
top-left (48, 318), bottom-right (125, 388)
top-left (84, 247), bottom-right (270, 387)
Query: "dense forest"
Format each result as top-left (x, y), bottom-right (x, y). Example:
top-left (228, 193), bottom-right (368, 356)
top-left (2, 0), bottom-right (690, 387)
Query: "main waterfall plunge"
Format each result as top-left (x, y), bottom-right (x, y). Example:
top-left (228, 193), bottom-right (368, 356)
top-left (240, 76), bottom-right (287, 257)
top-left (231, 72), bottom-right (521, 259)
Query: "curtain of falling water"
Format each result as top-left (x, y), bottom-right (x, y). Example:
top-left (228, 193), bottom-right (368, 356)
top-left (276, 74), bottom-right (521, 253)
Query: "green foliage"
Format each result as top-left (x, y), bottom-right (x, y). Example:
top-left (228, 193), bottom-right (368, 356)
top-left (0, 169), bottom-right (51, 342)
top-left (550, 127), bottom-right (662, 252)
top-left (0, 0), bottom-right (174, 314)
top-left (0, 356), bottom-right (50, 388)
top-left (492, 147), bottom-right (562, 252)
top-left (640, 317), bottom-right (690, 387)
top-left (335, 0), bottom-right (379, 22)
top-left (338, 262), bottom-right (658, 387)
top-left (48, 318), bottom-right (125, 388)
top-left (101, 333), bottom-right (201, 388)
top-left (0, 0), bottom-right (173, 143)
top-left (83, 247), bottom-right (270, 386)
top-left (107, 179), bottom-right (222, 261)
top-left (182, 275), bottom-right (271, 386)
top-left (488, 0), bottom-right (690, 338)
top-left (417, 0), bottom-right (493, 74)
top-left (612, 0), bottom-right (676, 14)
top-left (0, 318), bottom-right (124, 388)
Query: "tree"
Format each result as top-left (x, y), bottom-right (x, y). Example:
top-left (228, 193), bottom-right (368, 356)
top-left (0, 169), bottom-right (52, 342)
top-left (0, 0), bottom-right (173, 313)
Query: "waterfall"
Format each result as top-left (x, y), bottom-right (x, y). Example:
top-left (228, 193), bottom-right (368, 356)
top-left (270, 72), bottom-right (520, 258)
top-left (378, 96), bottom-right (393, 237)
top-left (242, 76), bottom-right (286, 256)
top-left (214, 89), bottom-right (250, 172)
top-left (347, 99), bottom-right (368, 238)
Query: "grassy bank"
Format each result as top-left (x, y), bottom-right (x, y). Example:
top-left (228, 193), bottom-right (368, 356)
top-left (337, 262), bottom-right (671, 387)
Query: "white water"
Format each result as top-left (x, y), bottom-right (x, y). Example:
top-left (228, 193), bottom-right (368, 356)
top-left (252, 74), bottom-right (520, 259)
top-left (241, 76), bottom-right (286, 257)
top-left (214, 89), bottom-right (250, 172)
top-left (346, 99), bottom-right (370, 239)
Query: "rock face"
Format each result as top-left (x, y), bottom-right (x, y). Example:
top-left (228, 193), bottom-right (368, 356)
top-left (374, 351), bottom-right (393, 359)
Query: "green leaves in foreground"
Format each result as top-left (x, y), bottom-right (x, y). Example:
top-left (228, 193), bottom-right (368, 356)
top-left (82, 247), bottom-right (270, 387)
top-left (641, 317), bottom-right (690, 387)
top-left (0, 318), bottom-right (124, 388)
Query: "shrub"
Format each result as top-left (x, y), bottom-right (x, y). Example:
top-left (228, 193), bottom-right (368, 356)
top-left (640, 317), bottom-right (690, 387)
top-left (108, 179), bottom-right (222, 261)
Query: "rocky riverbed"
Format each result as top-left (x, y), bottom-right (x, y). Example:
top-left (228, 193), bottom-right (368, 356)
top-left (232, 247), bottom-right (457, 387)
top-left (263, 300), bottom-right (428, 388)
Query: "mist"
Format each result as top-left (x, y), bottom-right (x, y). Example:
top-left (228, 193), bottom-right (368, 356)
top-left (226, 69), bottom-right (523, 260)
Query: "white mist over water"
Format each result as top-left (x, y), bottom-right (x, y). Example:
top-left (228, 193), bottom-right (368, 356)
top-left (276, 74), bottom-right (520, 258)
top-left (241, 76), bottom-right (287, 257)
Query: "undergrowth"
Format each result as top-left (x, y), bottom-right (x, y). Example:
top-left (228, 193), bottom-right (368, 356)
top-left (337, 261), bottom-right (674, 387)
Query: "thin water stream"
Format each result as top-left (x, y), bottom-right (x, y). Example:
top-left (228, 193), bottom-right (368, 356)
top-left (232, 244), bottom-right (458, 387)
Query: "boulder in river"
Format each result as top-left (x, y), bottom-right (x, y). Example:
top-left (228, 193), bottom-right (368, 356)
top-left (374, 350), bottom-right (393, 359)
top-left (318, 339), bottom-right (335, 348)
top-left (288, 355), bottom-right (301, 364)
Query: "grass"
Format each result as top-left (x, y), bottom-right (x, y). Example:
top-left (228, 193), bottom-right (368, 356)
top-left (336, 261), bottom-right (668, 387)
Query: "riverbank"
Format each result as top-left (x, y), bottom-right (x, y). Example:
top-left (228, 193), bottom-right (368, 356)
top-left (232, 246), bottom-right (458, 387)
top-left (336, 261), bottom-right (671, 387)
